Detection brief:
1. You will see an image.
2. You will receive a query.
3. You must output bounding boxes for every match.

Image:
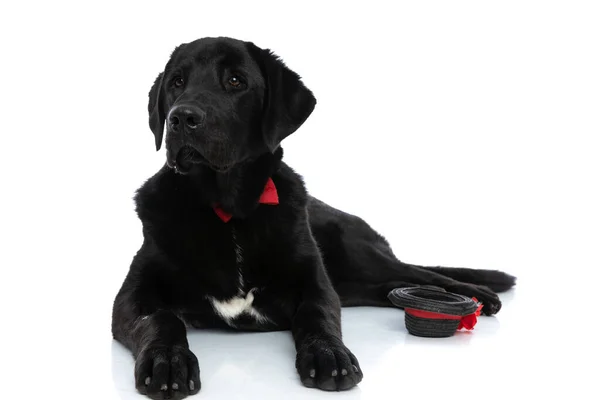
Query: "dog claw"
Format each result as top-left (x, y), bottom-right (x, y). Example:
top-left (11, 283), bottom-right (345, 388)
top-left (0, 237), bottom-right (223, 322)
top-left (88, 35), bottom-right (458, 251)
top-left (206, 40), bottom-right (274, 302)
top-left (341, 369), bottom-right (348, 376)
top-left (189, 380), bottom-right (195, 391)
top-left (172, 383), bottom-right (179, 390)
top-left (332, 369), bottom-right (338, 377)
top-left (352, 365), bottom-right (359, 372)
top-left (160, 383), bottom-right (168, 391)
top-left (144, 377), bottom-right (151, 386)
top-left (309, 369), bottom-right (316, 378)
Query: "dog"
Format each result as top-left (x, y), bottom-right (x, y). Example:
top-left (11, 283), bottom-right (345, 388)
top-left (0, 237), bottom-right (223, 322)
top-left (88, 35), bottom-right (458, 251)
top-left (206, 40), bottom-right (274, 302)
top-left (112, 37), bottom-right (516, 399)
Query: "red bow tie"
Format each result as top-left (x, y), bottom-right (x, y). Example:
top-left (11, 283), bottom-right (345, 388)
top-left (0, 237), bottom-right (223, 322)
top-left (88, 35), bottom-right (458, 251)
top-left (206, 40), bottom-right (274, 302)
top-left (213, 178), bottom-right (279, 222)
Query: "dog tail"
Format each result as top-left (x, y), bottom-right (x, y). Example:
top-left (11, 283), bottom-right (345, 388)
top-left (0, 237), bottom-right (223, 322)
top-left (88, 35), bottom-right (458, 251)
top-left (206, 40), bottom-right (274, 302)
top-left (421, 266), bottom-right (516, 293)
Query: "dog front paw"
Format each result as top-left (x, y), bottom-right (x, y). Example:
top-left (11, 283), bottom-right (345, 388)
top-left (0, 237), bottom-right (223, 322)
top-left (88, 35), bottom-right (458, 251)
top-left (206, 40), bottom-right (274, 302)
top-left (296, 338), bottom-right (363, 391)
top-left (135, 345), bottom-right (200, 400)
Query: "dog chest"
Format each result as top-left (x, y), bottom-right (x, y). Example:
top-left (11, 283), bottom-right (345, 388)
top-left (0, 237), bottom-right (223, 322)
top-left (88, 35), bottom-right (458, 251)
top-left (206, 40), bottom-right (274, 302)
top-left (206, 226), bottom-right (270, 327)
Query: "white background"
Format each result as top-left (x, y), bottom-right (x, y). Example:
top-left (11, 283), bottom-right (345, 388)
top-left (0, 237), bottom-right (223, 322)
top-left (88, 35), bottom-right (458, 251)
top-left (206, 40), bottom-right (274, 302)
top-left (1, 1), bottom-right (599, 399)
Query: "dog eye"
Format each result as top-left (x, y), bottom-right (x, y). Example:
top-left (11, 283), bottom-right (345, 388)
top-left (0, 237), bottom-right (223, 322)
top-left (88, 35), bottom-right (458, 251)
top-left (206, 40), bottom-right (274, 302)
top-left (228, 76), bottom-right (242, 87)
top-left (174, 77), bottom-right (184, 87)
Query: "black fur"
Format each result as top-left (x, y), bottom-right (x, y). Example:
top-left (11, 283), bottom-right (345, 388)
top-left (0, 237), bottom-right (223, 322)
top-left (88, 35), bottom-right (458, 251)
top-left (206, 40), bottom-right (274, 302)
top-left (112, 37), bottom-right (516, 399)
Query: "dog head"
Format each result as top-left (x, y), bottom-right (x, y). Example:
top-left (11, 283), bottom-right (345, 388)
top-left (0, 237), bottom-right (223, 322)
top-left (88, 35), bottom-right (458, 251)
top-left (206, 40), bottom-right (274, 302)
top-left (148, 37), bottom-right (316, 173)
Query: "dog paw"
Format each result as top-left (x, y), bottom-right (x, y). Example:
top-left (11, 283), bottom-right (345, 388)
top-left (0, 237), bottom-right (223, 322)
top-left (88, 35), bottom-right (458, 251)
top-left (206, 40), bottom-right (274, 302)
top-left (296, 338), bottom-right (363, 391)
top-left (135, 345), bottom-right (200, 399)
top-left (454, 284), bottom-right (502, 315)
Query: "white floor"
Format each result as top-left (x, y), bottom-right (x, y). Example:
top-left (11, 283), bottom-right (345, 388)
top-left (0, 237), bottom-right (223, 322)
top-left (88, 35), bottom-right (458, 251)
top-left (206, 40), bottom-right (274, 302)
top-left (108, 279), bottom-right (594, 400)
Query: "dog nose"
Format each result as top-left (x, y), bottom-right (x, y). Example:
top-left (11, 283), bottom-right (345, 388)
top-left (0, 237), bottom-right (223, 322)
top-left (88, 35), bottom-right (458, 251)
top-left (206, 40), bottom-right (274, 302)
top-left (168, 105), bottom-right (206, 132)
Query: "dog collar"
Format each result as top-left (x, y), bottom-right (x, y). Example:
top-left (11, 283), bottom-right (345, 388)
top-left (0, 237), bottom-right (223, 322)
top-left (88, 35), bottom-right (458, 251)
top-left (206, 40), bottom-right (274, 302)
top-left (213, 178), bottom-right (279, 222)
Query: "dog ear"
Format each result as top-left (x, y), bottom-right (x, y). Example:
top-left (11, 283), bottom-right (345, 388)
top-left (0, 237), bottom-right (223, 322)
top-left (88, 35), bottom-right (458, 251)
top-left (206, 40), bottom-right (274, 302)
top-left (148, 72), bottom-right (165, 151)
top-left (250, 45), bottom-right (317, 151)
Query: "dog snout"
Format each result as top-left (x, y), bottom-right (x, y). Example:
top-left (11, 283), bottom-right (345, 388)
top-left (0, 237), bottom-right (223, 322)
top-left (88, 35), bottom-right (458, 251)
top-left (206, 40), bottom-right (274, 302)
top-left (168, 105), bottom-right (206, 133)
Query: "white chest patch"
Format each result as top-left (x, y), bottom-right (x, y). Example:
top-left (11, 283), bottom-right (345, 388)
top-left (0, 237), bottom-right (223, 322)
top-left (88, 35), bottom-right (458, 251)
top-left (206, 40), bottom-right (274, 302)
top-left (208, 289), bottom-right (269, 326)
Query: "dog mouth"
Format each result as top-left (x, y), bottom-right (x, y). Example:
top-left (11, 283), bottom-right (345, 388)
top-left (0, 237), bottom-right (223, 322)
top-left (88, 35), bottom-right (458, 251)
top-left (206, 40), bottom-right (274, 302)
top-left (209, 163), bottom-right (234, 173)
top-left (169, 146), bottom-right (201, 174)
top-left (169, 146), bottom-right (235, 174)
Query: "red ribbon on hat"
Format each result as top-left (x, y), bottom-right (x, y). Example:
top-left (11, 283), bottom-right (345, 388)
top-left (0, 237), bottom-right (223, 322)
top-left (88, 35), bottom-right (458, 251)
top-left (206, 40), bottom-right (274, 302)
top-left (404, 298), bottom-right (484, 331)
top-left (213, 177), bottom-right (279, 223)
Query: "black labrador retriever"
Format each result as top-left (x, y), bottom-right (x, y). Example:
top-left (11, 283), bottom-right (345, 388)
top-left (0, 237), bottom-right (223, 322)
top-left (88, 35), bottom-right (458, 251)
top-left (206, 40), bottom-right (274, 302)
top-left (112, 37), bottom-right (516, 399)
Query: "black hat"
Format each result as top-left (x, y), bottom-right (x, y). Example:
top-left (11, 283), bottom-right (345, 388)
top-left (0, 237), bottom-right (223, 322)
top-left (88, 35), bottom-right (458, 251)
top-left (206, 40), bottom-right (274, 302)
top-left (388, 286), bottom-right (480, 338)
